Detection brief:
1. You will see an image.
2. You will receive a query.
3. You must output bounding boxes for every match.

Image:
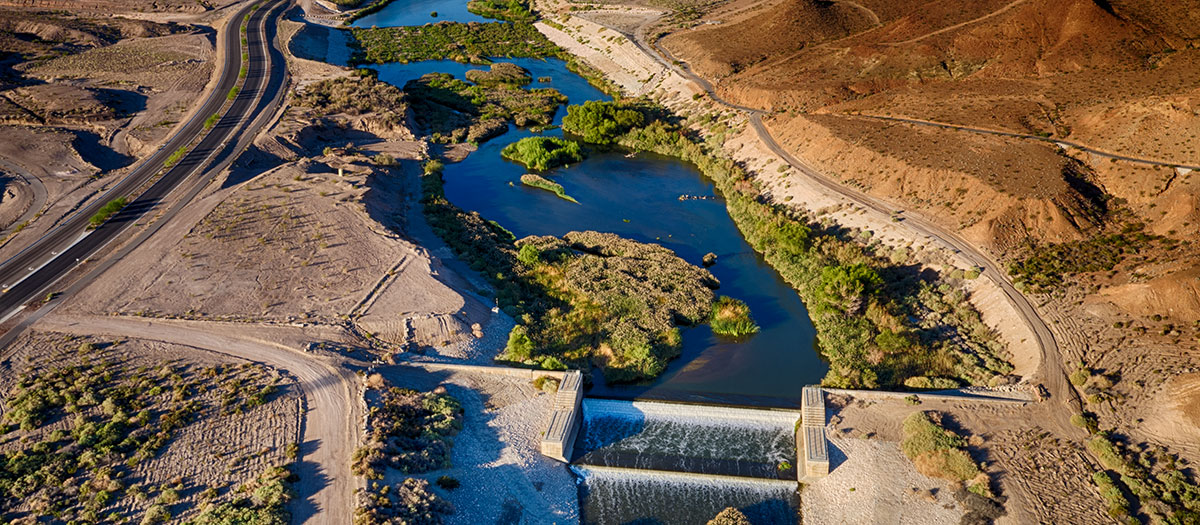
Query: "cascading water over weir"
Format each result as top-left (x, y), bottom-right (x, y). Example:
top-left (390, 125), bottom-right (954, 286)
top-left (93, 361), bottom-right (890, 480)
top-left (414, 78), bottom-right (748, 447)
top-left (544, 393), bottom-right (828, 524)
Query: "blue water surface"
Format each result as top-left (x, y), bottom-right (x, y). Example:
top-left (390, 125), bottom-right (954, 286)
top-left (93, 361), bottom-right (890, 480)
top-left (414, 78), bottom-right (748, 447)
top-left (370, 58), bottom-right (827, 405)
top-left (350, 0), bottom-right (492, 28)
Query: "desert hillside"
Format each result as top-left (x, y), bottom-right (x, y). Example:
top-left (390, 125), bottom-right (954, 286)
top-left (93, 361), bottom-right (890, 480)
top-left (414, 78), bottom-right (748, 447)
top-left (661, 0), bottom-right (1199, 251)
top-left (658, 2), bottom-right (1200, 511)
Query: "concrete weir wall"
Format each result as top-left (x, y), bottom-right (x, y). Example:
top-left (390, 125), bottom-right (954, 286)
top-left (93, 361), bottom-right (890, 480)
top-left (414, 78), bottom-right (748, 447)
top-left (540, 370), bottom-right (583, 462)
top-left (799, 386), bottom-right (829, 480)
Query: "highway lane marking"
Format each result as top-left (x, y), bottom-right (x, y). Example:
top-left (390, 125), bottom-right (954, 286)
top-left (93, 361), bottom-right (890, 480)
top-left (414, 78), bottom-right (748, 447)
top-left (1, 230), bottom-right (91, 294)
top-left (0, 305), bottom-right (25, 324)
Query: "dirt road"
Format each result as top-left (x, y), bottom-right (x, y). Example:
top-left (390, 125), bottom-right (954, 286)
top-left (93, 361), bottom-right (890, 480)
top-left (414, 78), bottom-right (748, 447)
top-left (34, 314), bottom-right (359, 524)
top-left (854, 114), bottom-right (1200, 169)
top-left (0, 159), bottom-right (47, 236)
top-left (636, 25), bottom-right (1085, 436)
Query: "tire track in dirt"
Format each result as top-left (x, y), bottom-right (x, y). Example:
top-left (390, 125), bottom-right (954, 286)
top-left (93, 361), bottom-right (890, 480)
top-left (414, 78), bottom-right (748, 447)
top-left (33, 314), bottom-right (359, 524)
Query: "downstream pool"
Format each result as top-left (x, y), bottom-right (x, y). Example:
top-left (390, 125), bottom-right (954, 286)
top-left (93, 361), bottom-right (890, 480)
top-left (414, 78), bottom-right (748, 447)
top-left (369, 56), bottom-right (828, 405)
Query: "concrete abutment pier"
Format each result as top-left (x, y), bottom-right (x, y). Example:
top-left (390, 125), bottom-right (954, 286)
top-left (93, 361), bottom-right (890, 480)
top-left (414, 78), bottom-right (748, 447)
top-left (799, 386), bottom-right (829, 480)
top-left (539, 370), bottom-right (583, 462)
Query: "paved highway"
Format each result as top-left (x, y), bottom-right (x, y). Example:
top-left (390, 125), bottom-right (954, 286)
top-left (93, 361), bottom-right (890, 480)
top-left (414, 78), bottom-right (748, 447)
top-left (630, 28), bottom-right (1085, 431)
top-left (0, 0), bottom-right (288, 321)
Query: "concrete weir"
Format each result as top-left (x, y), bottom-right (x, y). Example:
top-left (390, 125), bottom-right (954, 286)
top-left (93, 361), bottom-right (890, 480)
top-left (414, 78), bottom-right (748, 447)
top-left (799, 386), bottom-right (829, 480)
top-left (540, 370), bottom-right (583, 462)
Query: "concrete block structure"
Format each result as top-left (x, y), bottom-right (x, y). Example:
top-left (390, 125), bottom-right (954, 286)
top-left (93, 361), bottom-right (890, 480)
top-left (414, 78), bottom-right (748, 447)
top-left (539, 370), bottom-right (583, 462)
top-left (799, 386), bottom-right (830, 479)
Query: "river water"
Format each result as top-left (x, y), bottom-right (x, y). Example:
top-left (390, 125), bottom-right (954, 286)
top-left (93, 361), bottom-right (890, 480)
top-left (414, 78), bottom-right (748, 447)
top-left (364, 54), bottom-right (828, 405)
top-left (307, 2), bottom-right (827, 522)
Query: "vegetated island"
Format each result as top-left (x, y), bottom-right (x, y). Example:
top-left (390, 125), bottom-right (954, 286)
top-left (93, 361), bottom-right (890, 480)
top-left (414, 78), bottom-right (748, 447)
top-left (710, 296), bottom-right (760, 337)
top-left (405, 70), bottom-right (566, 144)
top-left (560, 99), bottom-right (1013, 390)
top-left (351, 21), bottom-right (561, 65)
top-left (520, 174), bottom-right (578, 204)
top-left (421, 158), bottom-right (752, 381)
top-left (502, 136), bottom-right (585, 171)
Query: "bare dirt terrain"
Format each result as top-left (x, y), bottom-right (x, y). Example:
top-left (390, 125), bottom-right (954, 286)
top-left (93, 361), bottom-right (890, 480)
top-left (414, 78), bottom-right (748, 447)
top-left (62, 76), bottom-right (496, 352)
top-left (823, 393), bottom-right (1110, 524)
top-left (660, 0), bottom-right (1200, 250)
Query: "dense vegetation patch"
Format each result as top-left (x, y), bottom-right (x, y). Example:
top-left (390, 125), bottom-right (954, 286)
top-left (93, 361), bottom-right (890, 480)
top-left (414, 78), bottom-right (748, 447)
top-left (1008, 223), bottom-right (1158, 292)
top-left (596, 102), bottom-right (1011, 389)
top-left (405, 72), bottom-right (566, 143)
top-left (901, 411), bottom-right (991, 497)
top-left (504, 232), bottom-right (719, 381)
top-left (562, 100), bottom-right (644, 145)
top-left (351, 383), bottom-right (462, 479)
top-left (351, 379), bottom-right (458, 525)
top-left (520, 174), bottom-right (578, 203)
top-left (464, 62), bottom-right (532, 87)
top-left (292, 73), bottom-right (408, 131)
top-left (351, 22), bottom-right (561, 65)
top-left (467, 0), bottom-right (536, 22)
top-left (343, 0), bottom-right (396, 24)
top-left (502, 136), bottom-right (584, 171)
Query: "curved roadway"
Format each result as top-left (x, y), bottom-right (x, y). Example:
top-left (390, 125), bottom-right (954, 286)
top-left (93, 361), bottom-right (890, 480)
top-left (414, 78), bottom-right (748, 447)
top-left (0, 159), bottom-right (47, 237)
top-left (0, 0), bottom-right (285, 319)
top-left (631, 28), bottom-right (1084, 432)
top-left (34, 314), bottom-right (357, 524)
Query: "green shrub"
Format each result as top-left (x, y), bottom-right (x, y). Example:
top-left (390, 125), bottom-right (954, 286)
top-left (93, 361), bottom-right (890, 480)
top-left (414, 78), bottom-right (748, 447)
top-left (709, 296), bottom-right (759, 337)
top-left (164, 146), bottom-right (187, 168)
top-left (436, 475), bottom-right (460, 490)
top-left (901, 411), bottom-right (990, 496)
top-left (520, 174), bottom-right (579, 203)
top-left (504, 326), bottom-right (534, 361)
top-left (141, 504), bottom-right (170, 524)
top-left (189, 466), bottom-right (293, 525)
top-left (1071, 413), bottom-right (1099, 433)
top-left (88, 196), bottom-right (128, 229)
top-left (1093, 471), bottom-right (1132, 519)
top-left (502, 137), bottom-right (584, 171)
top-left (1008, 226), bottom-right (1156, 292)
top-left (532, 375), bottom-right (559, 392)
top-left (562, 100), bottom-right (644, 145)
top-left (1088, 436), bottom-right (1129, 474)
top-left (1070, 367), bottom-right (1091, 386)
